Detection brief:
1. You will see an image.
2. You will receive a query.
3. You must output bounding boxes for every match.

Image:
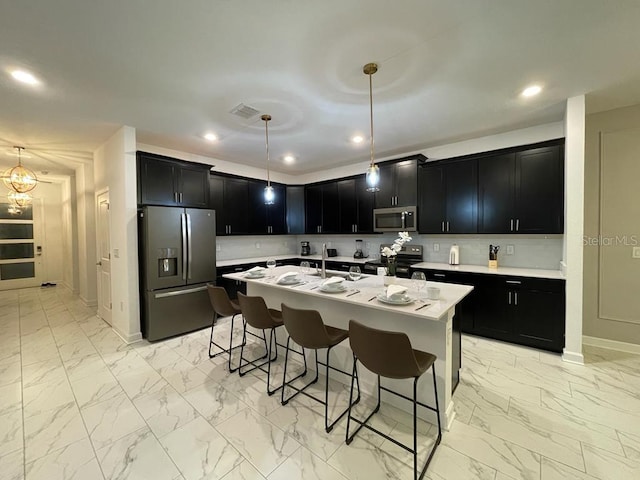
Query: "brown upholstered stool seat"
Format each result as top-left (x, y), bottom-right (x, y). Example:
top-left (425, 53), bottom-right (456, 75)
top-left (236, 293), bottom-right (305, 396)
top-left (206, 285), bottom-right (245, 372)
top-left (280, 304), bottom-right (360, 433)
top-left (346, 320), bottom-right (442, 480)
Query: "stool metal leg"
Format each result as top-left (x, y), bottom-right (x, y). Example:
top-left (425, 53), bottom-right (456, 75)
top-left (209, 312), bottom-right (247, 373)
top-left (237, 323), bottom-right (271, 378)
top-left (281, 337), bottom-right (313, 405)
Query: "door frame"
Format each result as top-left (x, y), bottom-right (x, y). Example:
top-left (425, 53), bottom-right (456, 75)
top-left (96, 188), bottom-right (112, 325)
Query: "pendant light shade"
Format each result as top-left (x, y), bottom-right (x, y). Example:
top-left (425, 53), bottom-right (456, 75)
top-left (262, 114), bottom-right (275, 205)
top-left (363, 62), bottom-right (380, 192)
top-left (8, 191), bottom-right (32, 207)
top-left (3, 147), bottom-right (38, 193)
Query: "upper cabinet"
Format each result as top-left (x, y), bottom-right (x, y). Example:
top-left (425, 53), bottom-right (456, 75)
top-left (137, 152), bottom-right (210, 208)
top-left (286, 186), bottom-right (305, 234)
top-left (305, 182), bottom-right (339, 234)
top-left (247, 180), bottom-right (286, 235)
top-left (478, 144), bottom-right (563, 234)
top-left (419, 159), bottom-right (478, 234)
top-left (337, 177), bottom-right (375, 234)
top-left (209, 174), bottom-right (249, 235)
top-left (374, 157), bottom-right (422, 208)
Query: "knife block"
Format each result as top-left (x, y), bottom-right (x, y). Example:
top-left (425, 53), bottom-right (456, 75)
top-left (488, 259), bottom-right (498, 269)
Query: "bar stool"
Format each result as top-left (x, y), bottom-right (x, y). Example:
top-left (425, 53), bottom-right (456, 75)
top-left (280, 304), bottom-right (361, 432)
top-left (206, 285), bottom-right (246, 373)
top-left (237, 293), bottom-right (307, 395)
top-left (345, 320), bottom-right (442, 480)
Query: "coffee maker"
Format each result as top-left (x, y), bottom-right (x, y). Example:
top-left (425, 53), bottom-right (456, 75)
top-left (301, 241), bottom-right (311, 256)
top-left (353, 239), bottom-right (366, 259)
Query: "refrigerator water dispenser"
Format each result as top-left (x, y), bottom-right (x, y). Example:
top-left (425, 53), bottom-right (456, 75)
top-left (157, 248), bottom-right (178, 277)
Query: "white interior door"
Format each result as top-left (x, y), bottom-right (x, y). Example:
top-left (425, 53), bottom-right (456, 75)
top-left (0, 198), bottom-right (44, 290)
top-left (96, 190), bottom-right (112, 324)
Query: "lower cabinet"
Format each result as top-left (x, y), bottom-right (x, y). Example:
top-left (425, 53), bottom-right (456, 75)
top-left (411, 269), bottom-right (565, 353)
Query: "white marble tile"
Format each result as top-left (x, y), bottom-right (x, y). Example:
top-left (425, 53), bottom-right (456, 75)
top-left (0, 344), bottom-right (20, 367)
top-left (0, 449), bottom-right (24, 480)
top-left (570, 382), bottom-right (640, 416)
top-left (97, 428), bottom-right (179, 480)
top-left (102, 349), bottom-right (148, 377)
top-left (488, 361), bottom-right (572, 396)
top-left (25, 438), bottom-right (103, 480)
top-left (470, 404), bottom-right (585, 471)
top-left (218, 460), bottom-right (264, 480)
top-left (133, 343), bottom-right (183, 370)
top-left (70, 369), bottom-right (123, 409)
top-left (158, 358), bottom-right (210, 393)
top-left (441, 420), bottom-right (540, 480)
top-left (181, 380), bottom-right (248, 427)
top-left (0, 411), bottom-right (23, 457)
top-left (57, 338), bottom-right (97, 362)
top-left (618, 431), bottom-right (640, 460)
top-left (23, 402), bottom-right (87, 463)
top-left (81, 393), bottom-right (146, 450)
top-left (172, 338), bottom-right (211, 366)
top-left (267, 402), bottom-right (346, 461)
top-left (160, 416), bottom-right (244, 480)
top-left (425, 444), bottom-right (497, 480)
top-left (583, 443), bottom-right (640, 480)
top-left (114, 364), bottom-right (167, 400)
top-left (220, 371), bottom-right (283, 417)
top-left (0, 362), bottom-right (21, 388)
top-left (0, 382), bottom-right (22, 416)
top-left (269, 446), bottom-right (347, 480)
top-left (216, 408), bottom-right (299, 477)
top-left (328, 434), bottom-right (414, 480)
top-left (132, 384), bottom-right (198, 438)
top-left (462, 367), bottom-right (541, 405)
top-left (540, 456), bottom-right (600, 480)
top-left (23, 379), bottom-right (75, 418)
top-left (20, 342), bottom-right (60, 366)
top-left (64, 353), bottom-right (111, 383)
top-left (508, 398), bottom-right (624, 455)
top-left (22, 358), bottom-right (66, 388)
top-left (541, 389), bottom-right (640, 437)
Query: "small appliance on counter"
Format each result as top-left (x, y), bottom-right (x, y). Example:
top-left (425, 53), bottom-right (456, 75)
top-left (489, 244), bottom-right (500, 269)
top-left (353, 239), bottom-right (367, 259)
top-left (301, 241), bottom-right (311, 256)
top-left (326, 248), bottom-right (338, 257)
top-left (449, 244), bottom-right (460, 265)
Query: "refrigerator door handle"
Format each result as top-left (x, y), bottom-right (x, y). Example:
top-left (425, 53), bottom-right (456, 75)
top-left (181, 213), bottom-right (188, 280)
top-left (186, 213), bottom-right (193, 280)
top-left (154, 285), bottom-right (208, 299)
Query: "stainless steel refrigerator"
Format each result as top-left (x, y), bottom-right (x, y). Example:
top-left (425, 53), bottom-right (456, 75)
top-left (139, 206), bottom-right (216, 341)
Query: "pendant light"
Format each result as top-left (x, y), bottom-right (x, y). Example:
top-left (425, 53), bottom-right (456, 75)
top-left (262, 114), bottom-right (275, 204)
top-left (8, 191), bottom-right (32, 208)
top-left (3, 146), bottom-right (38, 193)
top-left (363, 62), bottom-right (380, 192)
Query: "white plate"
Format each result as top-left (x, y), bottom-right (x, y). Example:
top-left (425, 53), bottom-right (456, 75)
top-left (376, 293), bottom-right (415, 305)
top-left (277, 277), bottom-right (301, 285)
top-left (320, 285), bottom-right (347, 293)
top-left (245, 272), bottom-right (265, 279)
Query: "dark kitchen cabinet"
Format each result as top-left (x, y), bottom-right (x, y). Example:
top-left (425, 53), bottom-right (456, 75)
top-left (209, 174), bottom-right (249, 235)
top-left (286, 186), bottom-right (305, 234)
top-left (511, 284), bottom-right (565, 352)
top-left (248, 180), bottom-right (286, 234)
top-left (216, 265), bottom-right (249, 300)
top-left (305, 182), bottom-right (339, 234)
top-left (138, 152), bottom-right (210, 208)
top-left (478, 145), bottom-right (563, 234)
top-left (419, 159), bottom-right (477, 233)
top-left (375, 158), bottom-right (420, 208)
top-left (337, 177), bottom-right (375, 234)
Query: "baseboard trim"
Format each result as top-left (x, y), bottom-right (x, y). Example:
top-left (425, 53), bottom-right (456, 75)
top-left (79, 295), bottom-right (98, 308)
top-left (562, 349), bottom-right (585, 365)
top-left (583, 335), bottom-right (640, 355)
top-left (112, 327), bottom-right (143, 345)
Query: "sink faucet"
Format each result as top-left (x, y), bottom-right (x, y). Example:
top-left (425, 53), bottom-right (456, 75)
top-left (321, 243), bottom-right (327, 279)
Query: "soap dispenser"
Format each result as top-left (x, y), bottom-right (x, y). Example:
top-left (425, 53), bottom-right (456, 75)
top-left (449, 244), bottom-right (460, 265)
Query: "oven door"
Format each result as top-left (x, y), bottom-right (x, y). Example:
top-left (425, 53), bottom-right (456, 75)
top-left (373, 206), bottom-right (417, 232)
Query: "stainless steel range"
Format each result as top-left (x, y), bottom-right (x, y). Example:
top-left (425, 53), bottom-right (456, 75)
top-left (363, 244), bottom-right (424, 278)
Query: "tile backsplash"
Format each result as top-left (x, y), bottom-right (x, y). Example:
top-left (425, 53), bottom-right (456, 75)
top-left (217, 233), bottom-right (564, 271)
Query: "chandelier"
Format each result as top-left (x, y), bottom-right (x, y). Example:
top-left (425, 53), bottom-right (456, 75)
top-left (3, 146), bottom-right (38, 193)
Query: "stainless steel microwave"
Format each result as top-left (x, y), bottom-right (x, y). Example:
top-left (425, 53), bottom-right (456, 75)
top-left (373, 206), bottom-right (417, 232)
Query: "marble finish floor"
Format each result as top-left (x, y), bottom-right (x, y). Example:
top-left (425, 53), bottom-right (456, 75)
top-left (1, 286), bottom-right (640, 479)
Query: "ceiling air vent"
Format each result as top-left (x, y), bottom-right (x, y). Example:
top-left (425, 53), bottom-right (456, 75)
top-left (229, 103), bottom-right (260, 119)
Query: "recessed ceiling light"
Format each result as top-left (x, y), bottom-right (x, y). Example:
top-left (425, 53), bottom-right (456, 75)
top-left (203, 132), bottom-right (218, 142)
top-left (521, 85), bottom-right (542, 97)
top-left (10, 69), bottom-right (40, 86)
top-left (351, 135), bottom-right (364, 144)
top-left (283, 155), bottom-right (295, 164)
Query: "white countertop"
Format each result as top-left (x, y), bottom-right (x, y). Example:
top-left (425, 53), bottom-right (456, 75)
top-left (217, 255), bottom-right (369, 268)
top-left (223, 265), bottom-right (473, 322)
top-left (411, 262), bottom-right (564, 280)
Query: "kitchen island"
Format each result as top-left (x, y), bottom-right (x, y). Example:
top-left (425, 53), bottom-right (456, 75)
top-left (224, 265), bottom-right (473, 429)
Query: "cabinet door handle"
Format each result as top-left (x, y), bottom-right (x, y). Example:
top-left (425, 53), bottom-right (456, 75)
top-left (514, 292), bottom-right (518, 306)
top-left (441, 221), bottom-right (445, 232)
top-left (434, 273), bottom-right (446, 278)
top-left (516, 219), bottom-right (520, 231)
top-left (505, 280), bottom-right (521, 285)
top-left (446, 221), bottom-right (450, 232)
top-left (508, 291), bottom-right (512, 305)
top-left (510, 219), bottom-right (514, 231)
top-left (179, 192), bottom-right (183, 203)
top-left (354, 224), bottom-right (358, 233)
top-left (228, 225), bottom-right (232, 234)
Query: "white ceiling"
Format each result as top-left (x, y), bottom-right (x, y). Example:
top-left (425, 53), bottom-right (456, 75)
top-left (1, 0), bottom-right (640, 177)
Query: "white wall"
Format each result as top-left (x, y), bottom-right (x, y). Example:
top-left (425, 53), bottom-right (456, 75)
top-left (94, 126), bottom-right (140, 342)
top-left (562, 96), bottom-right (586, 364)
top-left (32, 182), bottom-right (65, 284)
top-left (75, 163), bottom-right (97, 305)
top-left (60, 176), bottom-right (78, 292)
